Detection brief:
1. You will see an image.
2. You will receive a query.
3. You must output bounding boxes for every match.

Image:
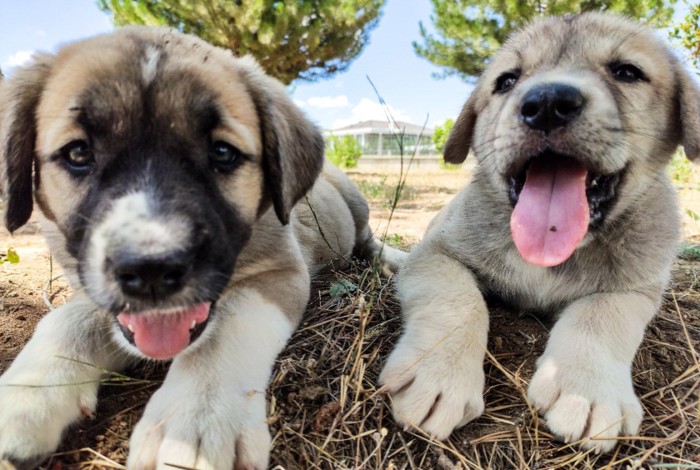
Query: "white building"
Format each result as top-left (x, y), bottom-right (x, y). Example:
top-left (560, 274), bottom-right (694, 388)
top-left (326, 120), bottom-right (436, 157)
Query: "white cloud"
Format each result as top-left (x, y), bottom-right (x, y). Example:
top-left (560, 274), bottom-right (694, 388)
top-left (2, 50), bottom-right (35, 70)
top-left (293, 99), bottom-right (306, 108)
top-left (306, 95), bottom-right (350, 109)
top-left (331, 98), bottom-right (412, 129)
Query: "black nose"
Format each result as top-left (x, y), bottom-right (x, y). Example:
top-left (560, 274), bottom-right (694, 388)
top-left (520, 84), bottom-right (585, 132)
top-left (112, 252), bottom-right (190, 300)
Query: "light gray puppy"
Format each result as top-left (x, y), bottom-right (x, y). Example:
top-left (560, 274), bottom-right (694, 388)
top-left (380, 13), bottom-right (700, 453)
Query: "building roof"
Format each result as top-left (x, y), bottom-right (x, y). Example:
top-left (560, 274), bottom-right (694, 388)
top-left (329, 120), bottom-right (433, 135)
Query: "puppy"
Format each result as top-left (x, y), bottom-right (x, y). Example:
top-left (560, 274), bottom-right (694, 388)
top-left (379, 13), bottom-right (700, 453)
top-left (0, 27), bottom-right (402, 469)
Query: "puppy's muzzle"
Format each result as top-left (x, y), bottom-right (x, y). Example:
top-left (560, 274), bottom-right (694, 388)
top-left (520, 83), bottom-right (586, 133)
top-left (104, 232), bottom-right (217, 361)
top-left (508, 82), bottom-right (624, 267)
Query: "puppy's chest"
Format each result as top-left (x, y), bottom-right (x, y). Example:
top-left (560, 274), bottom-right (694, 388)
top-left (473, 251), bottom-right (592, 312)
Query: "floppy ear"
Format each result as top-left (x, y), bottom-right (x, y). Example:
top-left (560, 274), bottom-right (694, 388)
top-left (677, 67), bottom-right (700, 161)
top-left (1, 55), bottom-right (53, 232)
top-left (239, 59), bottom-right (324, 225)
top-left (443, 92), bottom-right (477, 164)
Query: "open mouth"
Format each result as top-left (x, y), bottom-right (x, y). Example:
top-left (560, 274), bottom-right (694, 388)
top-left (508, 152), bottom-right (622, 227)
top-left (116, 302), bottom-right (212, 360)
top-left (506, 151), bottom-right (623, 267)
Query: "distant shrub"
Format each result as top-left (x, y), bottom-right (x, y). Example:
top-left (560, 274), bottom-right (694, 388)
top-left (432, 118), bottom-right (454, 155)
top-left (326, 135), bottom-right (361, 168)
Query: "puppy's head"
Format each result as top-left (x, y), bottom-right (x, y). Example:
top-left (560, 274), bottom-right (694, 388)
top-left (1, 27), bottom-right (324, 360)
top-left (444, 13), bottom-right (700, 267)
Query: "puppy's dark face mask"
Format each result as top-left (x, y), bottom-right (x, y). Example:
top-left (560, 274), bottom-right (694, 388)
top-left (1, 28), bottom-right (324, 360)
top-left (69, 139), bottom-right (250, 361)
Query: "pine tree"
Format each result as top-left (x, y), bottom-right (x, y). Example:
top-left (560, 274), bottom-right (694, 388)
top-left (98, 0), bottom-right (385, 84)
top-left (672, 2), bottom-right (700, 68)
top-left (415, 0), bottom-right (677, 81)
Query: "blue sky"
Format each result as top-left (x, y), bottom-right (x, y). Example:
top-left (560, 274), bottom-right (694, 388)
top-left (0, 1), bottom-right (694, 131)
top-left (0, 0), bottom-right (469, 131)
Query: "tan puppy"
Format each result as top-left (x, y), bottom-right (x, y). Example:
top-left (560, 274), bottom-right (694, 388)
top-left (380, 13), bottom-right (700, 453)
top-left (0, 27), bottom-right (402, 469)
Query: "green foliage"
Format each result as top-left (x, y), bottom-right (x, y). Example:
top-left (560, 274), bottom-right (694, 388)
top-left (415, 0), bottom-right (678, 81)
top-left (98, 0), bottom-right (385, 84)
top-left (357, 177), bottom-right (389, 199)
top-left (356, 177), bottom-right (416, 206)
top-left (432, 118), bottom-right (454, 155)
top-left (433, 118), bottom-right (461, 168)
top-left (439, 160), bottom-right (462, 171)
top-left (679, 241), bottom-right (700, 261)
top-left (329, 278), bottom-right (357, 298)
top-left (668, 149), bottom-right (695, 185)
top-left (383, 233), bottom-right (405, 248)
top-left (1, 247), bottom-right (20, 264)
top-left (671, 1), bottom-right (700, 67)
top-left (326, 135), bottom-right (361, 168)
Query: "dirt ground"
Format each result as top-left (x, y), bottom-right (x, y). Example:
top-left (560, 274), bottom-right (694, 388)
top-left (0, 165), bottom-right (699, 469)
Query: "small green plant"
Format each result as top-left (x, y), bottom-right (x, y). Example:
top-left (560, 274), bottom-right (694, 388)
top-left (668, 149), bottom-right (695, 185)
top-left (383, 233), bottom-right (405, 248)
top-left (439, 160), bottom-right (461, 171)
top-left (679, 242), bottom-right (700, 261)
top-left (326, 135), bottom-right (361, 169)
top-left (1, 247), bottom-right (20, 264)
top-left (356, 177), bottom-right (388, 199)
top-left (329, 278), bottom-right (357, 298)
top-left (357, 178), bottom-right (416, 207)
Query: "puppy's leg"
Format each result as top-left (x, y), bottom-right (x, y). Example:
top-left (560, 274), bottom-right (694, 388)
top-left (379, 245), bottom-right (488, 439)
top-left (528, 292), bottom-right (654, 453)
top-left (355, 225), bottom-right (408, 276)
top-left (0, 296), bottom-right (127, 468)
top-left (127, 288), bottom-right (299, 470)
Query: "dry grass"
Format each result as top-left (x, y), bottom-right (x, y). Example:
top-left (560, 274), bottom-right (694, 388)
top-left (262, 255), bottom-right (700, 470)
top-left (2, 164), bottom-right (699, 469)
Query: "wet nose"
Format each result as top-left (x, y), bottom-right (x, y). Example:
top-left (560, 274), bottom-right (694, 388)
top-left (112, 252), bottom-right (190, 300)
top-left (520, 84), bottom-right (585, 132)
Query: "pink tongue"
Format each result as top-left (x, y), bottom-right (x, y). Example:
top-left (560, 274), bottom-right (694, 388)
top-left (510, 157), bottom-right (589, 267)
top-left (117, 303), bottom-right (210, 360)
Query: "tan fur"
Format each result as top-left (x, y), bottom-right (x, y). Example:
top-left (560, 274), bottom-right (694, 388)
top-left (0, 27), bottom-right (403, 468)
top-left (380, 13), bottom-right (700, 453)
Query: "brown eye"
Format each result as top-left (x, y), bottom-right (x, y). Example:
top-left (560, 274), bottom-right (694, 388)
top-left (209, 141), bottom-right (242, 173)
top-left (494, 70), bottom-right (521, 94)
top-left (60, 140), bottom-right (95, 176)
top-left (609, 62), bottom-right (648, 83)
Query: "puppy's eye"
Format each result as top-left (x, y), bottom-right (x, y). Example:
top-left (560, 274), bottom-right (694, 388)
top-left (609, 62), bottom-right (648, 83)
top-left (60, 140), bottom-right (95, 176)
top-left (494, 70), bottom-right (520, 94)
top-left (209, 141), bottom-right (242, 173)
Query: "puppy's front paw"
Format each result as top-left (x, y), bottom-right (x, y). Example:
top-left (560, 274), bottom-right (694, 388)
top-left (379, 337), bottom-right (485, 440)
top-left (128, 385), bottom-right (269, 470)
top-left (528, 352), bottom-right (642, 453)
top-left (0, 381), bottom-right (97, 468)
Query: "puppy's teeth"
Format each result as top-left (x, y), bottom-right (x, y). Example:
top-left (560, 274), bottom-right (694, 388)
top-left (127, 324), bottom-right (135, 333)
top-left (190, 320), bottom-right (196, 330)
